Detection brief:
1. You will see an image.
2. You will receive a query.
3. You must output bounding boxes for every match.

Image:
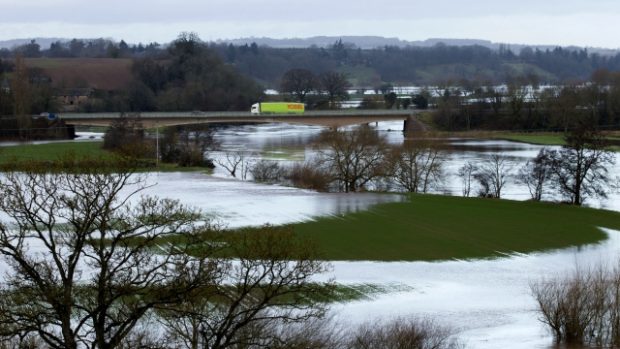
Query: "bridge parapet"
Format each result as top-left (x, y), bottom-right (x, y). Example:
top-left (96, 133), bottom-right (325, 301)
top-left (58, 109), bottom-right (415, 120)
top-left (55, 109), bottom-right (422, 129)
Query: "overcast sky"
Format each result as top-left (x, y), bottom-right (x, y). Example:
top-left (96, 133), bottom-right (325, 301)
top-left (0, 0), bottom-right (618, 48)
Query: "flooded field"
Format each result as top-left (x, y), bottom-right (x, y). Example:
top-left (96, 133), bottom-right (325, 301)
top-left (326, 228), bottom-right (620, 348)
top-left (4, 122), bottom-right (619, 348)
top-left (113, 121), bottom-right (617, 348)
top-left (139, 172), bottom-right (406, 228)
top-left (210, 121), bottom-right (620, 211)
top-left (203, 121), bottom-right (620, 348)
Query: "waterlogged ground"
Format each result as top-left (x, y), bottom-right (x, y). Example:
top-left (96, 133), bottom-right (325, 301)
top-left (2, 124), bottom-right (619, 347)
top-left (196, 122), bottom-right (620, 348)
top-left (135, 170), bottom-right (620, 348)
top-left (211, 121), bottom-right (620, 211)
top-left (138, 172), bottom-right (406, 228)
top-left (325, 228), bottom-right (620, 348)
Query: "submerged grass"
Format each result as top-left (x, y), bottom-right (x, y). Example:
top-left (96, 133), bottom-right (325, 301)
top-left (326, 283), bottom-right (413, 303)
top-left (495, 133), bottom-right (566, 146)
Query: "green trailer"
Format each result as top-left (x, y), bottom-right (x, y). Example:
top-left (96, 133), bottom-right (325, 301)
top-left (250, 102), bottom-right (305, 115)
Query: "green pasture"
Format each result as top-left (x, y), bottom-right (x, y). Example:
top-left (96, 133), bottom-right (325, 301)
top-left (280, 194), bottom-right (620, 261)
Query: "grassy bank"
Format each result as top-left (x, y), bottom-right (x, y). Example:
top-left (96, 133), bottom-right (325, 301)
top-left (496, 132), bottom-right (620, 151)
top-left (452, 131), bottom-right (619, 151)
top-left (275, 194), bottom-right (620, 261)
top-left (0, 141), bottom-right (113, 164)
top-left (0, 141), bottom-right (212, 172)
top-left (494, 133), bottom-right (566, 146)
top-left (156, 194), bottom-right (620, 262)
top-left (418, 130), bottom-right (620, 151)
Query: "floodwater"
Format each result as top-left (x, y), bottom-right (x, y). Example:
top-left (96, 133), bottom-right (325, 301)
top-left (138, 172), bottom-right (406, 228)
top-left (202, 121), bottom-right (620, 348)
top-left (326, 228), bottom-right (620, 349)
top-left (210, 121), bottom-right (620, 211)
top-left (3, 123), bottom-right (620, 348)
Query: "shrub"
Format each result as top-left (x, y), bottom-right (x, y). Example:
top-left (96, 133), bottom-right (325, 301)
top-left (287, 162), bottom-right (332, 192)
top-left (531, 263), bottom-right (620, 346)
top-left (251, 160), bottom-right (284, 183)
top-left (348, 318), bottom-right (460, 349)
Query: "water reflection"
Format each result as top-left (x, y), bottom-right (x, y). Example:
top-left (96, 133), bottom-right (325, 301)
top-left (213, 122), bottom-right (619, 212)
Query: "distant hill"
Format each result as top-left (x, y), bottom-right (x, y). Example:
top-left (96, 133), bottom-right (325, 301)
top-left (0, 38), bottom-right (68, 50)
top-left (219, 36), bottom-right (620, 56)
top-left (3, 36), bottom-right (618, 56)
top-left (0, 37), bottom-right (114, 50)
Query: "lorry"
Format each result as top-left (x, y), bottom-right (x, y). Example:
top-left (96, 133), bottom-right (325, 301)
top-left (250, 102), bottom-right (305, 115)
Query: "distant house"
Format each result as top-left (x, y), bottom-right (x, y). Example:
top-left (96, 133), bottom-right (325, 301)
top-left (55, 88), bottom-right (94, 111)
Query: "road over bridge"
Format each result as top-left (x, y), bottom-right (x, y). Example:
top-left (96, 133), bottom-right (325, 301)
top-left (58, 110), bottom-right (425, 130)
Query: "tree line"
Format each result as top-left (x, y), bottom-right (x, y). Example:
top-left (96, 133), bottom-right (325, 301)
top-left (429, 70), bottom-right (620, 132)
top-left (212, 124), bottom-right (615, 206)
top-left (211, 40), bottom-right (620, 86)
top-left (3, 33), bottom-right (620, 140)
top-left (5, 35), bottom-right (620, 86)
top-left (0, 38), bottom-right (162, 59)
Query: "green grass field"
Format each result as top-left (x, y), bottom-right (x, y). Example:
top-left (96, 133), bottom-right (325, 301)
top-left (282, 194), bottom-right (620, 261)
top-left (486, 132), bottom-right (620, 151)
top-left (496, 133), bottom-right (566, 146)
top-left (0, 141), bottom-right (212, 172)
top-left (0, 141), bottom-right (112, 164)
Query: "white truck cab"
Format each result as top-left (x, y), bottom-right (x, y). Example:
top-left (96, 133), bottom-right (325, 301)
top-left (250, 103), bottom-right (260, 114)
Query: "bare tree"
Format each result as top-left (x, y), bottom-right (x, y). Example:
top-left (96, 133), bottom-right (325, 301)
top-left (319, 72), bottom-right (350, 109)
top-left (158, 227), bottom-right (331, 349)
top-left (0, 160), bottom-right (218, 349)
top-left (457, 162), bottom-right (477, 197)
top-left (316, 126), bottom-right (389, 192)
top-left (547, 126), bottom-right (615, 205)
top-left (516, 148), bottom-right (552, 201)
top-left (474, 154), bottom-right (512, 198)
top-left (216, 151), bottom-right (255, 180)
top-left (390, 142), bottom-right (444, 193)
top-left (280, 69), bottom-right (317, 103)
top-left (102, 113), bottom-right (149, 158)
top-left (161, 124), bottom-right (219, 167)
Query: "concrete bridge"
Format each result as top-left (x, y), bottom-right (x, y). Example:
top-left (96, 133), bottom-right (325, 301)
top-left (58, 110), bottom-right (425, 130)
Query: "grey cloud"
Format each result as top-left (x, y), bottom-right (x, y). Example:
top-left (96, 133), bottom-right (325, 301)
top-left (1, 0), bottom-right (618, 23)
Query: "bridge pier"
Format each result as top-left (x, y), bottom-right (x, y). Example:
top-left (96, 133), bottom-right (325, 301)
top-left (403, 115), bottom-right (426, 134)
top-left (403, 116), bottom-right (413, 133)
